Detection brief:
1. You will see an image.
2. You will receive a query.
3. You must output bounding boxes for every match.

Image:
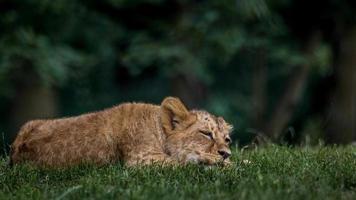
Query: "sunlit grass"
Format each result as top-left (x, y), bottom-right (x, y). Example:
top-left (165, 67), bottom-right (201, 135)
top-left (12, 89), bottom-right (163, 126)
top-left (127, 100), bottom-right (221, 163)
top-left (1, 145), bottom-right (355, 199)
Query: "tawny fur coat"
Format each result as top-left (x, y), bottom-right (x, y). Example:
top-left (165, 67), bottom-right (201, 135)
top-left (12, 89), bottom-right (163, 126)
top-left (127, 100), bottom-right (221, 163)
top-left (10, 97), bottom-right (233, 167)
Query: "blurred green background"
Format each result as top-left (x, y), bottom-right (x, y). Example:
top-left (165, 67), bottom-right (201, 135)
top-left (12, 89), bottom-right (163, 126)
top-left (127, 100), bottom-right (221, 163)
top-left (1, 0), bottom-right (356, 151)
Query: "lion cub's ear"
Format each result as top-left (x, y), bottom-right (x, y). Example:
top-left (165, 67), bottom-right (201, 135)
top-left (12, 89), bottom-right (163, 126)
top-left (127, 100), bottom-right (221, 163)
top-left (161, 97), bottom-right (196, 134)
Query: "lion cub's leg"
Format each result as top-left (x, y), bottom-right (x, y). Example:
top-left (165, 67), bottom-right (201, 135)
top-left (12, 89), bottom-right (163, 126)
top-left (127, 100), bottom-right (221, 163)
top-left (125, 152), bottom-right (177, 167)
top-left (185, 151), bottom-right (221, 165)
top-left (178, 151), bottom-right (230, 166)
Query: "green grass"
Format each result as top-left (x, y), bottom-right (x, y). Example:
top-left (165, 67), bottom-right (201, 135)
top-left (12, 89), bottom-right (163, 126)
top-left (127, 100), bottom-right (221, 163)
top-left (1, 145), bottom-right (355, 200)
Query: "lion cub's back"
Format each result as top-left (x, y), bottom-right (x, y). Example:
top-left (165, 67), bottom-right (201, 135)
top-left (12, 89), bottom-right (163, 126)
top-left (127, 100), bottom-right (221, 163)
top-left (10, 102), bottom-right (163, 167)
top-left (10, 109), bottom-right (117, 167)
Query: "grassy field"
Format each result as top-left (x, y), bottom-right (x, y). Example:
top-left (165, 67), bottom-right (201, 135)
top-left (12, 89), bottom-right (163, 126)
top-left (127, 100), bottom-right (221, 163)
top-left (0, 145), bottom-right (355, 200)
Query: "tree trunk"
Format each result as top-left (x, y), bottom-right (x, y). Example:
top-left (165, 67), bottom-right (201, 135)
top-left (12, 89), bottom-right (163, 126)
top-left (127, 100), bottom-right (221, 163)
top-left (262, 32), bottom-right (321, 141)
top-left (9, 72), bottom-right (58, 142)
top-left (326, 26), bottom-right (356, 144)
top-left (250, 48), bottom-right (268, 132)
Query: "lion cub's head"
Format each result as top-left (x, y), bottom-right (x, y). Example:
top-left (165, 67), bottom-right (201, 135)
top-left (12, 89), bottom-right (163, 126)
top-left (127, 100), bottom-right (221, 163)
top-left (161, 97), bottom-right (233, 165)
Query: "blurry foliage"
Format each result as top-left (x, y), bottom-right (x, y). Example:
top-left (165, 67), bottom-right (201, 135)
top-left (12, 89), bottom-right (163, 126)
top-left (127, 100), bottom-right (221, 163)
top-left (0, 0), bottom-right (337, 144)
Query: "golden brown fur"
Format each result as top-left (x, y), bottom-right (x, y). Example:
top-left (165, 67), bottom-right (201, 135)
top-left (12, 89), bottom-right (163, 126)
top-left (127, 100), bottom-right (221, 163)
top-left (10, 97), bottom-right (233, 167)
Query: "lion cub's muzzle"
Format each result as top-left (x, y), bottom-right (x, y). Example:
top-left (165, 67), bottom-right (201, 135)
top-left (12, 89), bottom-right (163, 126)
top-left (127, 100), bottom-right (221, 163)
top-left (218, 149), bottom-right (231, 159)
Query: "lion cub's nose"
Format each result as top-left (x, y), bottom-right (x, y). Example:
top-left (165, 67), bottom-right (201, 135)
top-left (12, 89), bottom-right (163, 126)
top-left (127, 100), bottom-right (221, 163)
top-left (218, 150), bottom-right (231, 159)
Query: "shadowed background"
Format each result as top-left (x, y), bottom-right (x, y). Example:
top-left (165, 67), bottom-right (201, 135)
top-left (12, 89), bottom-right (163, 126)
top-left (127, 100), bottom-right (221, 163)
top-left (0, 0), bottom-right (355, 152)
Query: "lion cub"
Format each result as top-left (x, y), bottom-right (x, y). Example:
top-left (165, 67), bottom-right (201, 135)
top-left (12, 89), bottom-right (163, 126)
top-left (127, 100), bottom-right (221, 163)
top-left (10, 97), bottom-right (233, 167)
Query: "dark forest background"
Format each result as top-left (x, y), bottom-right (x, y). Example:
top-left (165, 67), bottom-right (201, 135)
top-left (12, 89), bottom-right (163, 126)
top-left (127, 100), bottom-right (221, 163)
top-left (1, 0), bottom-right (356, 152)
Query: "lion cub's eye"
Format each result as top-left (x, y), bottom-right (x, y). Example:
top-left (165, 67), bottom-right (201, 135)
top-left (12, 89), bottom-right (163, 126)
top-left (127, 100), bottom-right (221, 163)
top-left (200, 130), bottom-right (213, 139)
top-left (225, 138), bottom-right (231, 144)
